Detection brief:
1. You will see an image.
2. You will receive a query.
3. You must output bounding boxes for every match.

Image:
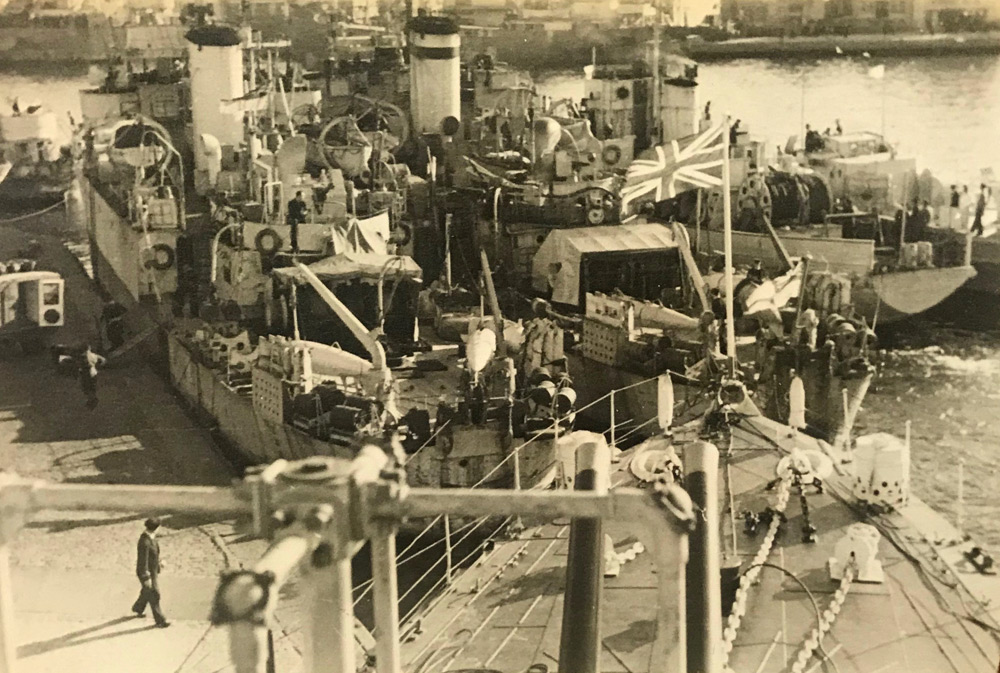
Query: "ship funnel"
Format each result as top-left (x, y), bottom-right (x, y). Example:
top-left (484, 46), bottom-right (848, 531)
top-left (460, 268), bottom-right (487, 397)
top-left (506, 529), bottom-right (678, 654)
top-left (186, 25), bottom-right (245, 177)
top-left (408, 15), bottom-right (461, 136)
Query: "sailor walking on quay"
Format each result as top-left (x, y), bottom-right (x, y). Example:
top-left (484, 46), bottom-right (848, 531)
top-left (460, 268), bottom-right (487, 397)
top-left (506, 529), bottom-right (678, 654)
top-left (131, 517), bottom-right (171, 628)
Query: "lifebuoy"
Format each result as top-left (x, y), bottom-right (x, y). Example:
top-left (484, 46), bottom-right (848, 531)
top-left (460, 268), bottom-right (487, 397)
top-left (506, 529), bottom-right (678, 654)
top-left (392, 224), bottom-right (412, 247)
top-left (586, 207), bottom-right (605, 225)
top-left (601, 144), bottom-right (622, 166)
top-left (255, 228), bottom-right (282, 256)
top-left (146, 243), bottom-right (174, 270)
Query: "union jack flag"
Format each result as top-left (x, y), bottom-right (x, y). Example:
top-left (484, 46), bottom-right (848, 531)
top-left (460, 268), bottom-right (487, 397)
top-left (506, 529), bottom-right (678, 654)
top-left (620, 120), bottom-right (728, 215)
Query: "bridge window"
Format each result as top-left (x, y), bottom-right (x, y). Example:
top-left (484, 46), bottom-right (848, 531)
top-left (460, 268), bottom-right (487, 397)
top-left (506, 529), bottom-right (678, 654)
top-left (41, 282), bottom-right (60, 306)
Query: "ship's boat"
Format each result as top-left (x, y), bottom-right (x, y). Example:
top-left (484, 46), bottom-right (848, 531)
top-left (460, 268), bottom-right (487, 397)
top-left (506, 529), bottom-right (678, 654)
top-left (683, 128), bottom-right (975, 323)
top-left (0, 105), bottom-right (76, 204)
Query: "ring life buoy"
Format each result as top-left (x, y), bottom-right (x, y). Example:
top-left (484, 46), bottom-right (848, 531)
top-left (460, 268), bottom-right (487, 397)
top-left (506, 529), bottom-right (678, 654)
top-left (255, 228), bottom-right (282, 256)
top-left (602, 144), bottom-right (622, 166)
top-left (586, 207), bottom-right (605, 225)
top-left (146, 243), bottom-right (174, 270)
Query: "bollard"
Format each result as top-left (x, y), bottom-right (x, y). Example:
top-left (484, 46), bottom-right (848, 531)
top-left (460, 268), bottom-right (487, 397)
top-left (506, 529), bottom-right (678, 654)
top-left (558, 441), bottom-right (611, 673)
top-left (684, 441), bottom-right (722, 673)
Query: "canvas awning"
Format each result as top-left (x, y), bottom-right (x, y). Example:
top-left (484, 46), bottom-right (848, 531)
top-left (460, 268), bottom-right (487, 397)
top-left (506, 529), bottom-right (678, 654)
top-left (273, 252), bottom-right (422, 286)
top-left (531, 222), bottom-right (677, 306)
top-left (330, 211), bottom-right (390, 256)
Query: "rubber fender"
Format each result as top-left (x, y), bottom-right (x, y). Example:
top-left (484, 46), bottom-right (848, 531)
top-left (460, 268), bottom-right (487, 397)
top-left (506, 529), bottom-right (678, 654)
top-left (146, 243), bottom-right (175, 270)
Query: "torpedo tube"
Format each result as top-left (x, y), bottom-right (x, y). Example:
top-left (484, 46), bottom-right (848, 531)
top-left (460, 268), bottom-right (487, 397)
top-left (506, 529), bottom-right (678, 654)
top-left (408, 15), bottom-right (461, 136)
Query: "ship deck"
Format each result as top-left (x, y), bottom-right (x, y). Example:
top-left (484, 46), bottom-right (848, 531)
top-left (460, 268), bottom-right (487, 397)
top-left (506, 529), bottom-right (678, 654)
top-left (395, 343), bottom-right (467, 417)
top-left (399, 414), bottom-right (1000, 673)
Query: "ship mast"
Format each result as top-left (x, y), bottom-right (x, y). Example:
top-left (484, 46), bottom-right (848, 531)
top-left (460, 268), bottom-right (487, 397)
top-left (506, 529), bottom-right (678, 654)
top-left (651, 6), bottom-right (661, 144)
top-left (722, 115), bottom-right (736, 373)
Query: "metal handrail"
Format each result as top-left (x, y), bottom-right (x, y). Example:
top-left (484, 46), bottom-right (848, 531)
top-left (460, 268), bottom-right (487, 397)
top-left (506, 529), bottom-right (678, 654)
top-left (0, 442), bottom-right (697, 673)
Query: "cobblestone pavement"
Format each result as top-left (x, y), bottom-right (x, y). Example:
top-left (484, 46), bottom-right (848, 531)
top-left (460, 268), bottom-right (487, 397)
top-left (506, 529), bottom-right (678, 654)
top-left (0, 214), bottom-right (304, 673)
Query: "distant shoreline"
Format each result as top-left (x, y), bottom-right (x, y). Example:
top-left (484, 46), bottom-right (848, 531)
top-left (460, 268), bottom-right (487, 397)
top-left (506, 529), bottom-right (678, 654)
top-left (681, 31), bottom-right (1000, 61)
top-left (458, 29), bottom-right (1000, 71)
top-left (0, 29), bottom-right (994, 73)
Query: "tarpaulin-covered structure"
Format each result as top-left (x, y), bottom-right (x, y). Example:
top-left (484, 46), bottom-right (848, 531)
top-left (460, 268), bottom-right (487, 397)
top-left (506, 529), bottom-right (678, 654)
top-left (531, 223), bottom-right (681, 307)
top-left (272, 252), bottom-right (422, 287)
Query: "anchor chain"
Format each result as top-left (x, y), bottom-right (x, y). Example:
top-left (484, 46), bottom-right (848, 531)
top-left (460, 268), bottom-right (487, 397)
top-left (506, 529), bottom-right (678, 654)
top-left (721, 476), bottom-right (791, 665)
top-left (790, 564), bottom-right (855, 673)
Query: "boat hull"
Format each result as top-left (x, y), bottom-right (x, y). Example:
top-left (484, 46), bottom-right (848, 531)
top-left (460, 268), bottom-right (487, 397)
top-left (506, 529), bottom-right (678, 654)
top-left (566, 353), bottom-right (703, 443)
top-left (686, 224), bottom-right (974, 323)
top-left (853, 265), bottom-right (977, 324)
top-left (0, 175), bottom-right (70, 206)
top-left (967, 234), bottom-right (1000, 296)
top-left (566, 349), bottom-right (871, 445)
top-left (168, 331), bottom-right (560, 536)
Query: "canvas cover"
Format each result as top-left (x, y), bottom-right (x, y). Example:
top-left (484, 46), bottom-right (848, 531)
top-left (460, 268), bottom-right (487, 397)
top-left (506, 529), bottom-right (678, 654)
top-left (273, 252), bottom-right (422, 286)
top-left (531, 223), bottom-right (677, 306)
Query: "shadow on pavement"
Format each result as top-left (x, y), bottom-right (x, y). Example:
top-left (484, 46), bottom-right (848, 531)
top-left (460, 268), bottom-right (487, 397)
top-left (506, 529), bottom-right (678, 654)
top-left (25, 513), bottom-right (145, 533)
top-left (17, 616), bottom-right (154, 657)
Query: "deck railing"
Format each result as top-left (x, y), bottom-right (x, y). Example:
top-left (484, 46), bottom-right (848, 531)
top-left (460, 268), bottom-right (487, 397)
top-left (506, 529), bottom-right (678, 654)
top-left (0, 440), bottom-right (697, 673)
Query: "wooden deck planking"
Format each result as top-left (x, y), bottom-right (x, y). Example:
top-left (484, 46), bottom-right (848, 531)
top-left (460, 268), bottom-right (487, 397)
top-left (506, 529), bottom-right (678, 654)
top-left (402, 413), bottom-right (1000, 673)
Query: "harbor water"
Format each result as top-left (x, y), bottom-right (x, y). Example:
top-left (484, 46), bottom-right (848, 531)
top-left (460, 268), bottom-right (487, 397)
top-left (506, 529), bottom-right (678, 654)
top-left (539, 54), bottom-right (1000, 185)
top-left (1, 56), bottom-right (998, 549)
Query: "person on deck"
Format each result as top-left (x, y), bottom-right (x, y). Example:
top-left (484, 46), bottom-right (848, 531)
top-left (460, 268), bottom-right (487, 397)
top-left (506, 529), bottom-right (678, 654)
top-left (960, 185), bottom-right (972, 230)
top-left (286, 191), bottom-right (308, 253)
top-left (101, 301), bottom-right (127, 351)
top-left (313, 170), bottom-right (332, 217)
top-left (972, 184), bottom-right (989, 236)
top-left (947, 185), bottom-right (960, 229)
top-left (78, 345), bottom-right (106, 410)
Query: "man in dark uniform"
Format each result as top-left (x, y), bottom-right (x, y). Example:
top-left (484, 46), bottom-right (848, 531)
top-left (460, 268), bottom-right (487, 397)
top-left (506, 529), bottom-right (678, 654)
top-left (131, 517), bottom-right (170, 627)
top-left (972, 184), bottom-right (989, 236)
top-left (286, 191), bottom-right (308, 254)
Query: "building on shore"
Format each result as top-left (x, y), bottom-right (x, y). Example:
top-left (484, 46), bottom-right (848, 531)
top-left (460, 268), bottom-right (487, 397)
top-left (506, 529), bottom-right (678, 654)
top-left (915, 0), bottom-right (998, 32)
top-left (720, 0), bottom-right (997, 35)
